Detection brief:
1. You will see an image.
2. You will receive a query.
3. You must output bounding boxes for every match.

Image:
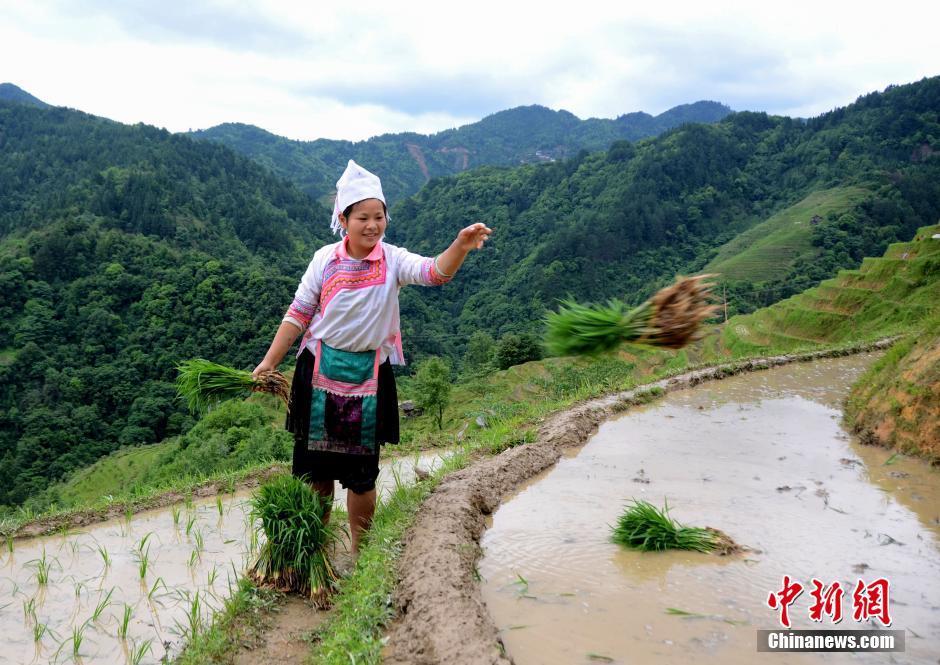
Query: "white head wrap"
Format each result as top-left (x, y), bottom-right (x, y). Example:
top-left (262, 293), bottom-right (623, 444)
top-left (331, 159), bottom-right (390, 236)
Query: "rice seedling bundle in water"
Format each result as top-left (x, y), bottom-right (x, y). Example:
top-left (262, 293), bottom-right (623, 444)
top-left (544, 275), bottom-right (718, 356)
top-left (612, 499), bottom-right (735, 554)
top-left (248, 475), bottom-right (339, 604)
top-left (175, 358), bottom-right (289, 414)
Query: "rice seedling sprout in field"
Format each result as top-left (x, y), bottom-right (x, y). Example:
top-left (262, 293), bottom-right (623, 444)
top-left (612, 499), bottom-right (734, 553)
top-left (175, 358), bottom-right (289, 414)
top-left (176, 591), bottom-right (203, 641)
top-left (545, 275), bottom-right (718, 356)
top-left (193, 528), bottom-right (205, 552)
top-left (32, 621), bottom-right (49, 642)
top-left (172, 506), bottom-right (181, 527)
top-left (28, 548), bottom-right (55, 586)
top-left (90, 587), bottom-right (114, 622)
top-left (216, 496), bottom-right (224, 517)
top-left (94, 543), bottom-right (111, 571)
top-left (23, 596), bottom-right (37, 624)
top-left (70, 622), bottom-right (87, 657)
top-left (117, 604), bottom-right (133, 639)
top-left (135, 545), bottom-right (151, 579)
top-left (130, 638), bottom-right (153, 665)
top-left (185, 515), bottom-right (197, 536)
top-left (248, 475), bottom-right (340, 603)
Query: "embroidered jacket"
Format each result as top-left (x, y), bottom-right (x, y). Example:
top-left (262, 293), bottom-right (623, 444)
top-left (283, 236), bottom-right (450, 364)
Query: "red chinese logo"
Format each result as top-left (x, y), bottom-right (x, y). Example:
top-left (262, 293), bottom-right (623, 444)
top-left (766, 576), bottom-right (891, 627)
top-left (808, 579), bottom-right (844, 623)
top-left (852, 578), bottom-right (892, 626)
top-left (767, 575), bottom-right (804, 628)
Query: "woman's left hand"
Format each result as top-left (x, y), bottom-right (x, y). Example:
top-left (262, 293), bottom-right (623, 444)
top-left (456, 222), bottom-right (492, 251)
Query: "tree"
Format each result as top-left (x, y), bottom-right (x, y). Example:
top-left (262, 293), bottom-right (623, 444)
top-left (413, 357), bottom-right (451, 430)
top-left (495, 333), bottom-right (543, 370)
top-left (462, 330), bottom-right (495, 375)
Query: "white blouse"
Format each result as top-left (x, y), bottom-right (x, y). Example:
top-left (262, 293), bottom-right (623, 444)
top-left (282, 236), bottom-right (450, 364)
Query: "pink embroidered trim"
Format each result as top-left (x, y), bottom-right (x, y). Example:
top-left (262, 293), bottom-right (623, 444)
top-left (422, 257), bottom-right (451, 286)
top-left (285, 297), bottom-right (318, 328)
top-left (319, 256), bottom-right (387, 313)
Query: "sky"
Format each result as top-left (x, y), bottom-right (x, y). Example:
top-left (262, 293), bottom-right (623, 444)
top-left (1, 0), bottom-right (938, 142)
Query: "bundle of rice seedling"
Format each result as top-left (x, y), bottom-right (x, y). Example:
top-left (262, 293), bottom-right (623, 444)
top-left (544, 275), bottom-right (718, 356)
top-left (175, 359), bottom-right (289, 414)
top-left (248, 475), bottom-right (340, 604)
top-left (611, 499), bottom-right (736, 554)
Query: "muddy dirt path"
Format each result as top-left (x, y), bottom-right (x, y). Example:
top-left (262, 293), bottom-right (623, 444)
top-left (381, 342), bottom-right (897, 665)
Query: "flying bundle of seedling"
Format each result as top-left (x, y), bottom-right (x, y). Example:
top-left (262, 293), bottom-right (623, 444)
top-left (248, 475), bottom-right (340, 604)
top-left (175, 359), bottom-right (289, 414)
top-left (545, 275), bottom-right (719, 356)
top-left (612, 499), bottom-right (736, 554)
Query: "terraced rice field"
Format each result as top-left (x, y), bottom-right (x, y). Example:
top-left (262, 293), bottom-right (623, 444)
top-left (722, 224), bottom-right (940, 355)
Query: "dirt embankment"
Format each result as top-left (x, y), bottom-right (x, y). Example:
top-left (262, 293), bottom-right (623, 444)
top-left (847, 326), bottom-right (940, 463)
top-left (382, 341), bottom-right (895, 665)
top-left (11, 465), bottom-right (286, 539)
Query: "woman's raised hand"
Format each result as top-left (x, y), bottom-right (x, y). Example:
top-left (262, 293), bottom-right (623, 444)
top-left (456, 222), bottom-right (492, 251)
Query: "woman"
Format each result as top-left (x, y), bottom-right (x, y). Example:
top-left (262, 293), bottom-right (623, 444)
top-left (253, 160), bottom-right (491, 555)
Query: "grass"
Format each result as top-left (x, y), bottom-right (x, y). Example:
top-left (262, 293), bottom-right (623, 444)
top-left (705, 186), bottom-right (870, 281)
top-left (175, 579), bottom-right (282, 665)
top-left (611, 499), bottom-right (722, 553)
top-left (247, 475), bottom-right (340, 602)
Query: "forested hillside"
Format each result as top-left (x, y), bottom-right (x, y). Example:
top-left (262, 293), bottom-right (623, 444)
top-left (189, 101), bottom-right (732, 202)
top-left (0, 101), bottom-right (332, 506)
top-left (387, 77), bottom-right (940, 363)
top-left (1, 77), bottom-right (938, 509)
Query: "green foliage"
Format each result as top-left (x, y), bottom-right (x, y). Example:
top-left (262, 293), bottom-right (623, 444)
top-left (412, 357), bottom-right (452, 430)
top-left (0, 100), bottom-right (330, 505)
top-left (612, 499), bottom-right (720, 552)
top-left (495, 332), bottom-right (543, 369)
top-left (4, 77), bottom-right (940, 509)
top-left (462, 330), bottom-right (495, 374)
top-left (248, 474), bottom-right (339, 599)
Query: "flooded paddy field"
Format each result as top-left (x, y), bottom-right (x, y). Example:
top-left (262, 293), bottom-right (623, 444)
top-left (0, 451), bottom-right (446, 664)
top-left (479, 355), bottom-right (940, 665)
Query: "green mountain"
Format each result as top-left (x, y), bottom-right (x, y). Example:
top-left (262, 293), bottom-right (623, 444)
top-left (2, 77), bottom-right (939, 510)
top-left (0, 83), bottom-right (49, 109)
top-left (385, 77), bottom-right (940, 362)
top-left (0, 100), bottom-right (332, 506)
top-left (188, 101), bottom-right (732, 203)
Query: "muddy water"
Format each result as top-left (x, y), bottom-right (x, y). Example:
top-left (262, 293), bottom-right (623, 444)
top-left (0, 452), bottom-right (447, 665)
top-left (480, 355), bottom-right (940, 665)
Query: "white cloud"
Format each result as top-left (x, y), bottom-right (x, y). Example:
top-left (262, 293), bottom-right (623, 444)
top-left (0, 0), bottom-right (937, 140)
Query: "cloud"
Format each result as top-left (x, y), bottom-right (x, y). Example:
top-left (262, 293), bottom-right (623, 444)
top-left (49, 0), bottom-right (310, 53)
top-left (1, 0), bottom-right (938, 140)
